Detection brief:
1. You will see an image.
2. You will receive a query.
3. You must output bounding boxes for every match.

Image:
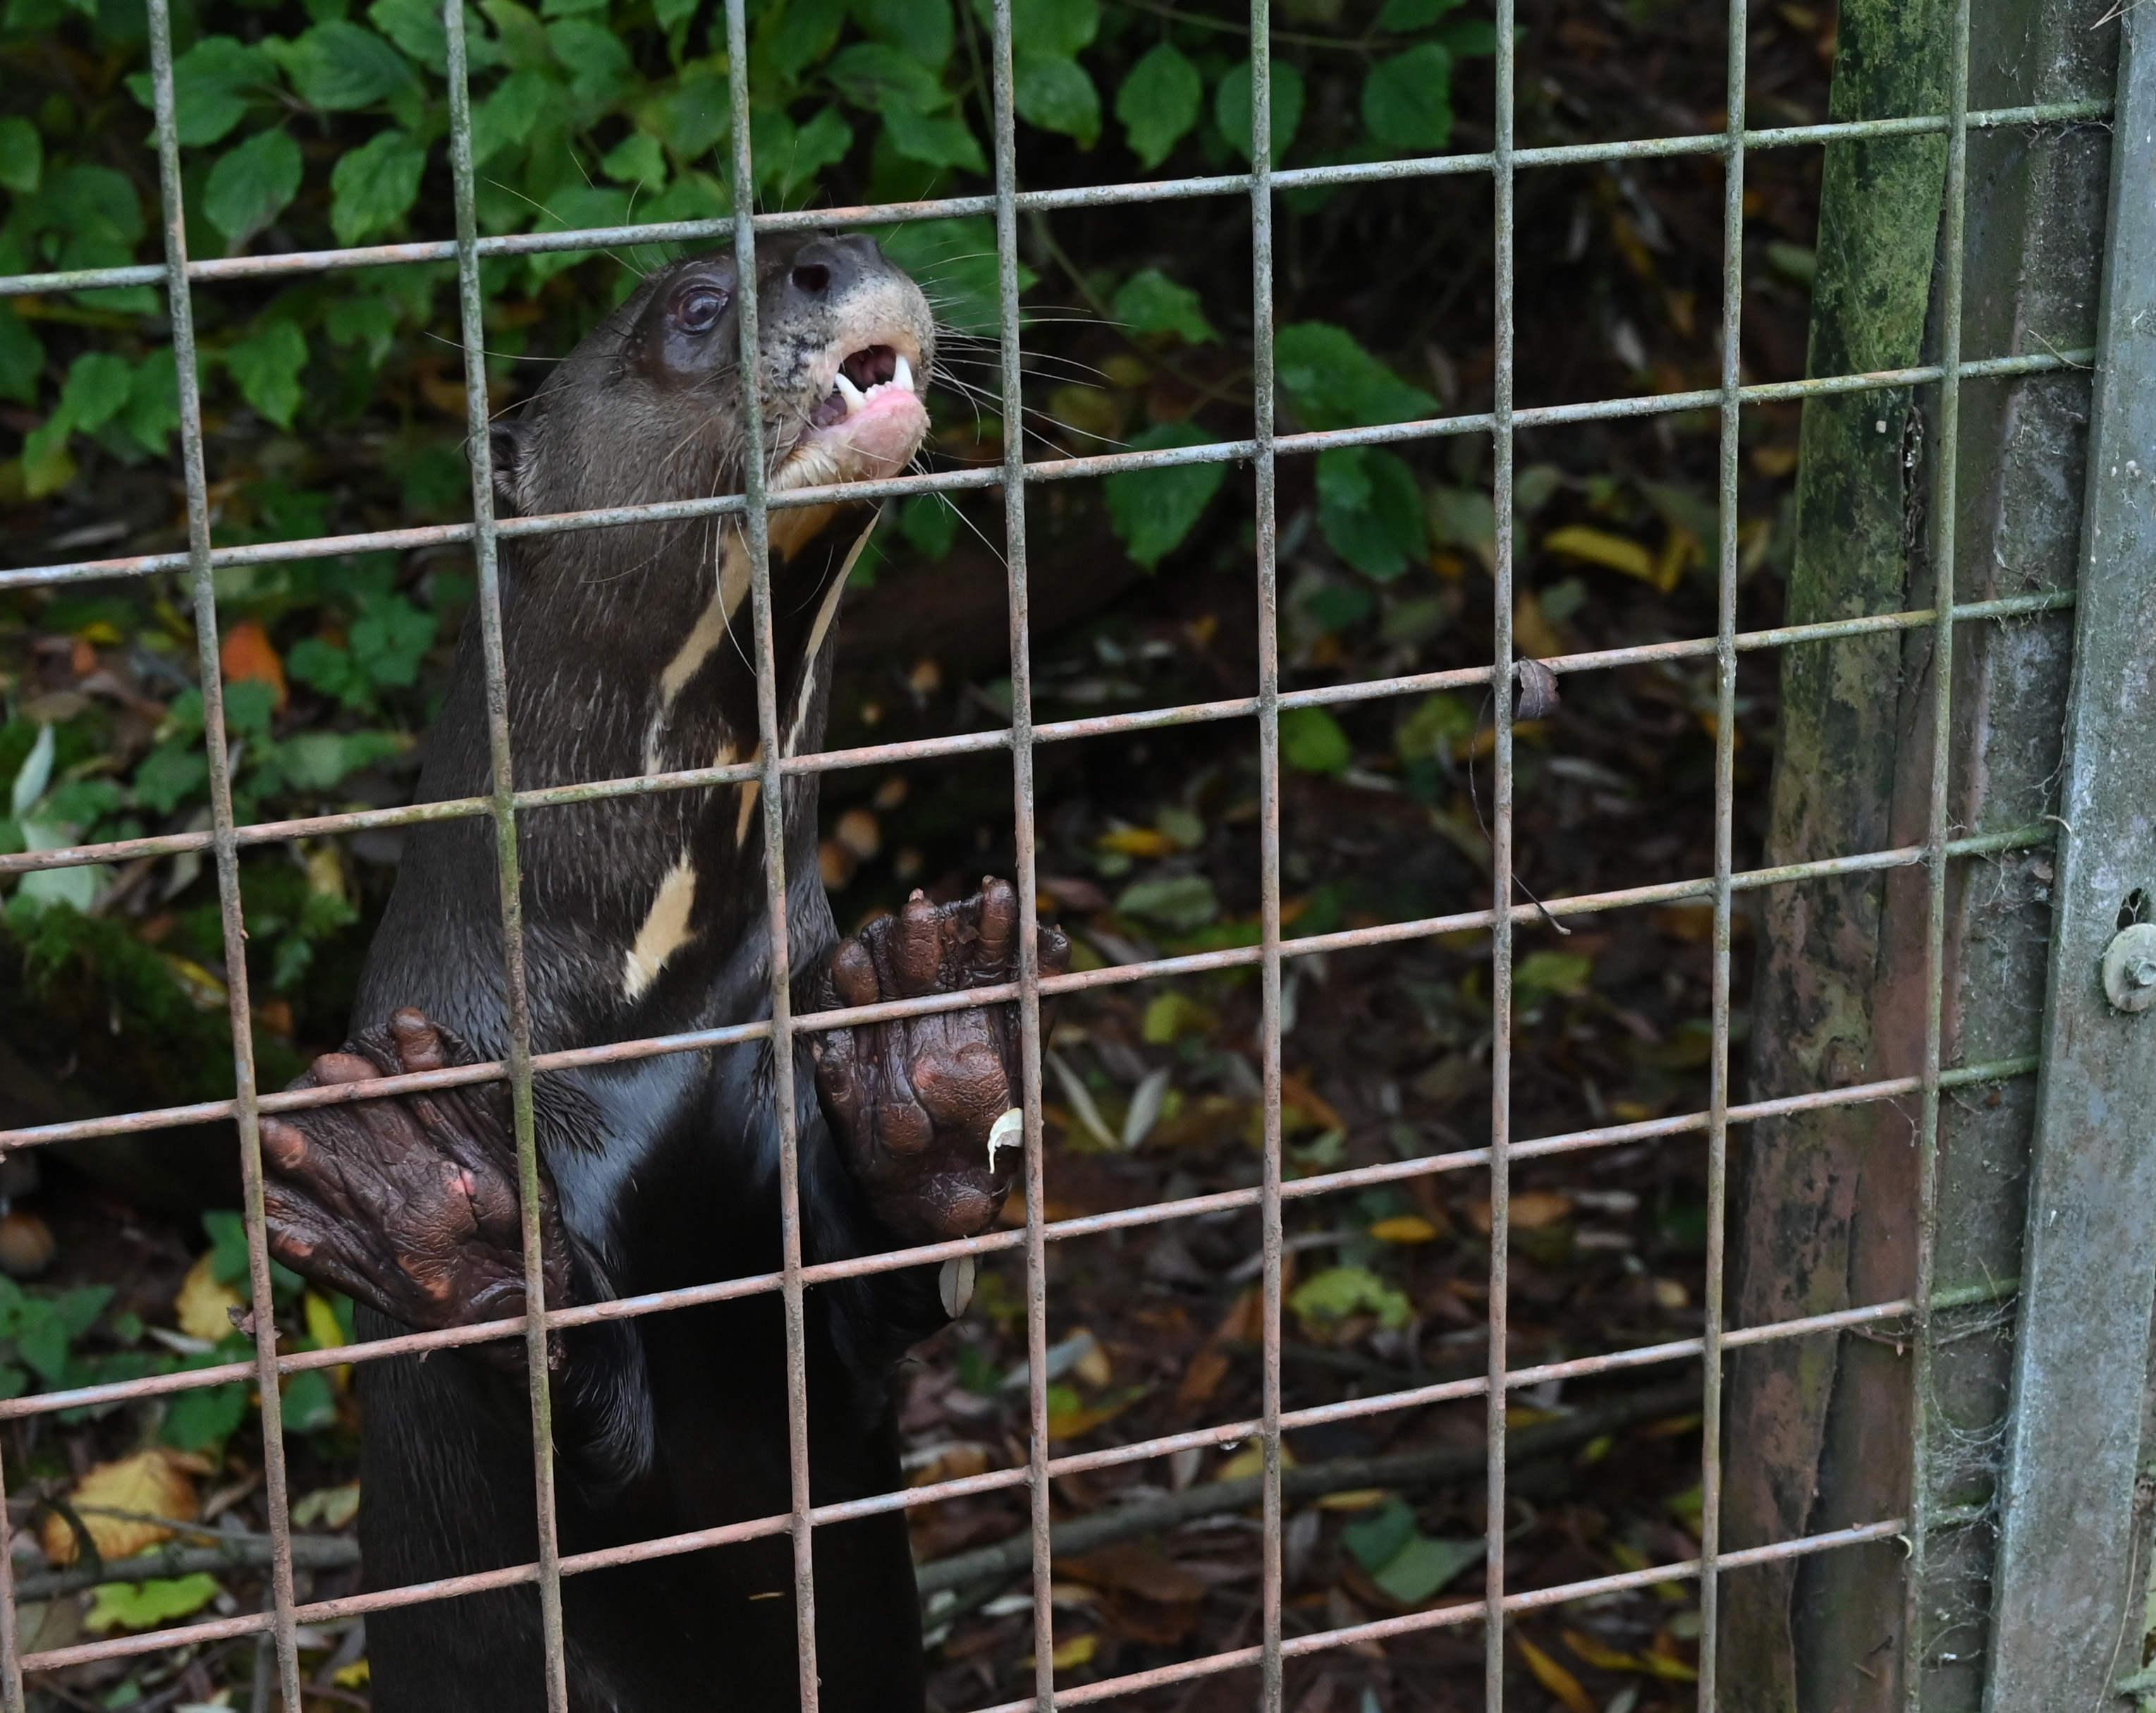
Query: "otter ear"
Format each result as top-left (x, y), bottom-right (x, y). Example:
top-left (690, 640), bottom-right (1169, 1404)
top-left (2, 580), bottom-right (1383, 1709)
top-left (487, 419), bottom-right (537, 515)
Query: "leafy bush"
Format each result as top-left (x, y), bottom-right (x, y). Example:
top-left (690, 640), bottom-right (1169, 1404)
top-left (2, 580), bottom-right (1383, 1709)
top-left (1, 0), bottom-right (1493, 1075)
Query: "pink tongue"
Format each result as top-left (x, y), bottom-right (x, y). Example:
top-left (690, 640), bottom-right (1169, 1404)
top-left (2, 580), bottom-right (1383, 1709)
top-left (820, 389), bottom-right (929, 480)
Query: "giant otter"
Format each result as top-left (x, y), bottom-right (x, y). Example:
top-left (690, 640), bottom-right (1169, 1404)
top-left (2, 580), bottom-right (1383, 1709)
top-left (257, 233), bottom-right (1067, 1711)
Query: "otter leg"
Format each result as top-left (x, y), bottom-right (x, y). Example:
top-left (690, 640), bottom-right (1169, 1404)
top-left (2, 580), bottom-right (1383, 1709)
top-left (261, 1009), bottom-right (570, 1339)
top-left (809, 878), bottom-right (1070, 1240)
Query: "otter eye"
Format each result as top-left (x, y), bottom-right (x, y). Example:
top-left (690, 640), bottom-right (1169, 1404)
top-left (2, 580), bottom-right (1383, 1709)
top-left (672, 286), bottom-right (729, 334)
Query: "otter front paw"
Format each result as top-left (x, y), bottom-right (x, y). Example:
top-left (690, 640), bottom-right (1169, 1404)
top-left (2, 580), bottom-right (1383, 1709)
top-left (262, 1009), bottom-right (570, 1341)
top-left (810, 879), bottom-right (1070, 1242)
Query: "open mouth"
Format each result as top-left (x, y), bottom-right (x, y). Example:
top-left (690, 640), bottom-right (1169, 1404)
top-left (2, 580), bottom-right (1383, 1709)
top-left (807, 343), bottom-right (915, 431)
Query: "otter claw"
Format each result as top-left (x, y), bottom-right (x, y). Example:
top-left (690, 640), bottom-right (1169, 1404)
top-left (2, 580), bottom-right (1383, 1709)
top-left (986, 1107), bottom-right (1024, 1169)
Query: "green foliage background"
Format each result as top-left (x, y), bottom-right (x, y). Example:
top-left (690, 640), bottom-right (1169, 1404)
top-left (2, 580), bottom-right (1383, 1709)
top-left (1, 0), bottom-right (1497, 1096)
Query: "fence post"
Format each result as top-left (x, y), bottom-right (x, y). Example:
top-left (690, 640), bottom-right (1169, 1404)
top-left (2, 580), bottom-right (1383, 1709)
top-left (1718, 0), bottom-right (1954, 1699)
top-left (1983, 0), bottom-right (2156, 1697)
top-left (1722, 0), bottom-right (2119, 1702)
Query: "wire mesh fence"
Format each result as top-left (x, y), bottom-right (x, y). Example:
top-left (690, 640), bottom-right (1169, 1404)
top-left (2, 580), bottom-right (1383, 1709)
top-left (0, 0), bottom-right (2121, 1705)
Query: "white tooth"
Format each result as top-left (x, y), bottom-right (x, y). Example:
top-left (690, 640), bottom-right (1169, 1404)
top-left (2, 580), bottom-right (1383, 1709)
top-left (893, 353), bottom-right (914, 393)
top-left (833, 373), bottom-right (866, 413)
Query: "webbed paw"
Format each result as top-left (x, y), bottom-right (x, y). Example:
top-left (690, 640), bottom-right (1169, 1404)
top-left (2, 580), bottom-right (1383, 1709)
top-left (810, 879), bottom-right (1069, 1241)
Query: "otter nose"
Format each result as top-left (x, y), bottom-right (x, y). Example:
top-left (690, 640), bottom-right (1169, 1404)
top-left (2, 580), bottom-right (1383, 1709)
top-left (786, 233), bottom-right (881, 300)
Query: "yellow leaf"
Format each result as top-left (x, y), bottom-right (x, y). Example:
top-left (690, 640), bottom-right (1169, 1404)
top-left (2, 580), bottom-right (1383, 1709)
top-left (1051, 1633), bottom-right (1098, 1670)
top-left (1216, 1442), bottom-right (1297, 1482)
top-left (1515, 1635), bottom-right (1597, 1713)
top-left (304, 1292), bottom-right (346, 1352)
top-left (159, 954), bottom-right (228, 1012)
top-left (1542, 525), bottom-right (1655, 582)
top-left (1316, 1488), bottom-right (1390, 1512)
top-left (1641, 1642), bottom-right (1700, 1682)
top-left (174, 1252), bottom-right (244, 1346)
top-left (1368, 1216), bottom-right (1439, 1245)
top-left (1562, 1628), bottom-right (1646, 1672)
top-left (1099, 827), bottom-right (1175, 858)
top-left (334, 1660), bottom-right (372, 1689)
top-left (44, 1450), bottom-right (203, 1566)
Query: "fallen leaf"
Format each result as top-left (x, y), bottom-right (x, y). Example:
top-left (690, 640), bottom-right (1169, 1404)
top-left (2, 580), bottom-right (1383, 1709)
top-left (1562, 1628), bottom-right (1646, 1671)
top-left (1175, 1346), bottom-right (1230, 1410)
top-left (1051, 1633), bottom-right (1098, 1669)
top-left (1098, 827), bottom-right (1176, 858)
top-left (1542, 525), bottom-right (1655, 583)
top-left (1516, 1635), bottom-right (1597, 1713)
top-left (290, 1483), bottom-right (361, 1530)
top-left (44, 1449), bottom-right (207, 1565)
top-left (174, 1252), bottom-right (245, 1346)
top-left (1316, 1488), bottom-right (1389, 1512)
top-left (1368, 1215), bottom-right (1439, 1245)
top-left (1062, 1542), bottom-right (1207, 1605)
top-left (84, 1573), bottom-right (220, 1634)
top-left (1216, 1441), bottom-right (1296, 1482)
top-left (219, 618), bottom-right (287, 712)
top-left (1279, 1073), bottom-right (1345, 1134)
top-left (1643, 1632), bottom-right (1700, 1681)
top-left (1464, 1190), bottom-right (1574, 1236)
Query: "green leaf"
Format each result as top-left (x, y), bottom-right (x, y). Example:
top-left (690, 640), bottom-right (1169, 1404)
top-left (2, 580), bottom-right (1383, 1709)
top-left (286, 638), bottom-right (371, 708)
top-left (1115, 41), bottom-right (1199, 171)
top-left (277, 730), bottom-right (401, 791)
top-left (878, 217), bottom-right (1029, 336)
top-left (1375, 1532), bottom-right (1483, 1603)
top-left (471, 67), bottom-right (558, 166)
top-left (996, 0), bottom-right (1097, 57)
top-left (758, 0), bottom-right (848, 80)
top-left (852, 0), bottom-right (952, 68)
top-left (269, 22), bottom-right (417, 109)
top-left (1514, 949), bottom-right (1593, 1008)
top-left (204, 128), bottom-right (303, 249)
top-left (1374, 0), bottom-right (1462, 28)
top-left (133, 743), bottom-right (209, 814)
top-left (883, 106), bottom-right (984, 172)
top-left (161, 1377), bottom-right (250, 1451)
top-left (0, 116), bottom-right (42, 194)
top-left (600, 131), bottom-right (667, 190)
top-left (368, 0), bottom-right (503, 73)
top-left (135, 37), bottom-right (278, 146)
top-left (280, 1366), bottom-right (338, 1434)
top-left (57, 351), bottom-right (134, 434)
top-left (348, 592), bottom-right (439, 688)
top-left (1015, 51), bottom-right (1099, 147)
top-left (1317, 446), bottom-right (1426, 580)
top-left (1104, 421), bottom-right (1226, 568)
top-left (827, 41), bottom-right (948, 113)
top-left (529, 184), bottom-right (631, 283)
top-left (1280, 706), bottom-right (1352, 775)
top-left (86, 1577), bottom-right (221, 1635)
top-left (1395, 692), bottom-right (1474, 762)
top-left (778, 107), bottom-right (854, 195)
top-left (640, 68), bottom-right (730, 161)
top-left (1435, 16), bottom-right (1499, 56)
top-left (1115, 873), bottom-right (1218, 933)
top-left (1112, 268), bottom-right (1214, 344)
top-left (1213, 57), bottom-right (1303, 165)
top-left (226, 320), bottom-right (308, 428)
top-left (1342, 1498), bottom-right (1417, 1572)
top-left (121, 347), bottom-right (180, 456)
top-left (1288, 1264), bottom-right (1411, 1328)
top-left (1361, 43), bottom-right (1453, 153)
top-left (544, 18), bottom-right (632, 105)
top-left (1274, 322), bottom-right (1436, 429)
top-left (0, 305), bottom-right (42, 405)
top-left (34, 164), bottom-right (146, 249)
top-left (330, 129), bottom-right (427, 245)
top-left (899, 492), bottom-right (958, 558)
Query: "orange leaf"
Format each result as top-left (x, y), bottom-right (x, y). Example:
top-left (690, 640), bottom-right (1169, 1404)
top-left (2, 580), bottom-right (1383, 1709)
top-left (219, 619), bottom-right (286, 712)
top-left (1515, 1635), bottom-right (1596, 1713)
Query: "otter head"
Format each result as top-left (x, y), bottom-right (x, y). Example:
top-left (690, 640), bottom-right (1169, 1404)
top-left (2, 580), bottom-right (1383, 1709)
top-left (489, 231), bottom-right (935, 523)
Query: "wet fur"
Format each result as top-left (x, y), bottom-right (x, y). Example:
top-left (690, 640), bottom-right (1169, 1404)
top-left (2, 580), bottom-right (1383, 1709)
top-left (348, 236), bottom-right (941, 1712)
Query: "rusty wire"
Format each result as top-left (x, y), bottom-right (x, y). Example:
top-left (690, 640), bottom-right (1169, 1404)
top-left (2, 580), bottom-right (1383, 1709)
top-left (0, 0), bottom-right (2066, 1697)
